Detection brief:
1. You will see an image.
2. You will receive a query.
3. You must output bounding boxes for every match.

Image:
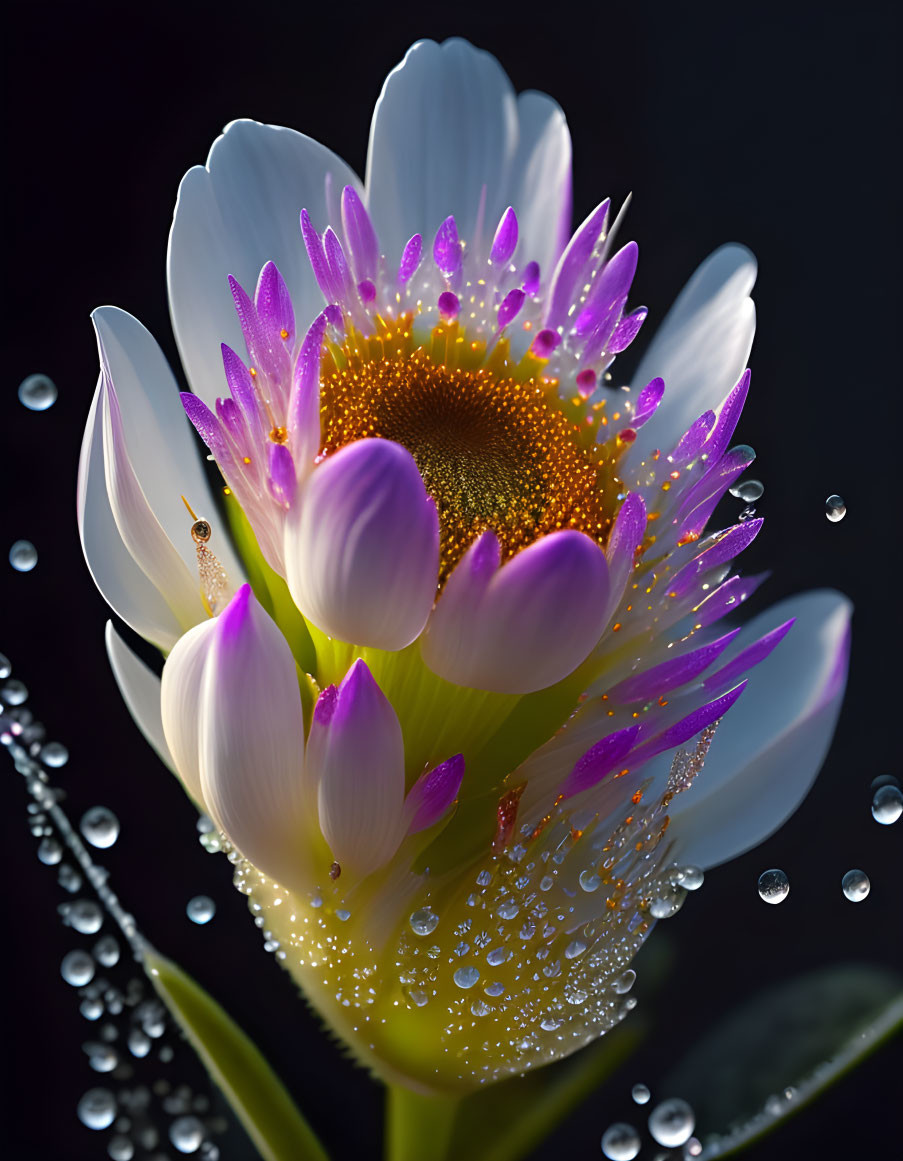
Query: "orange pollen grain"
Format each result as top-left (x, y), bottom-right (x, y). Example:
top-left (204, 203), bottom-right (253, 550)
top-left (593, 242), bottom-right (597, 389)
top-left (269, 425), bottom-right (288, 444)
top-left (319, 346), bottom-right (619, 580)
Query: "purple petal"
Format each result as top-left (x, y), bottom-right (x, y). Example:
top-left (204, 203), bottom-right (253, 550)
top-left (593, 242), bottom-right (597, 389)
top-left (323, 227), bottom-right (355, 302)
top-left (228, 275), bottom-right (277, 379)
top-left (215, 396), bottom-right (246, 445)
top-left (531, 329), bottom-right (562, 359)
top-left (671, 410), bottom-right (716, 465)
top-left (705, 369), bottom-right (751, 461)
top-left (340, 186), bottom-right (380, 283)
top-left (632, 377), bottom-right (665, 429)
top-left (288, 312), bottom-right (329, 467)
top-left (522, 261), bottom-right (541, 296)
top-left (703, 618), bottom-right (795, 692)
top-left (438, 291), bottom-right (460, 320)
top-left (545, 198), bottom-right (610, 330)
top-left (221, 344), bottom-right (265, 445)
top-left (575, 241), bottom-right (638, 337)
top-left (630, 681), bottom-right (748, 766)
top-left (433, 215), bottom-right (461, 278)
top-left (254, 261), bottom-right (295, 349)
top-left (669, 519), bottom-right (764, 599)
top-left (693, 571), bottom-right (769, 628)
top-left (560, 725), bottom-right (639, 799)
top-left (398, 234), bottom-right (423, 283)
top-left (405, 754), bottom-right (465, 834)
top-left (490, 207), bottom-right (519, 264)
top-left (300, 209), bottom-right (335, 302)
top-left (497, 288), bottom-right (525, 329)
top-left (180, 392), bottom-right (228, 461)
top-left (675, 444), bottom-right (756, 541)
top-left (314, 684), bottom-right (338, 726)
top-left (267, 442), bottom-right (296, 509)
top-left (603, 491), bottom-right (647, 621)
top-left (608, 306), bottom-right (648, 354)
top-left (608, 628), bottom-right (742, 704)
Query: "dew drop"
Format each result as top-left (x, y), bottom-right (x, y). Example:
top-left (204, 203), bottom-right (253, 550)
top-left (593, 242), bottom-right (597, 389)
top-left (579, 869), bottom-right (601, 892)
top-left (497, 900), bottom-right (520, 920)
top-left (453, 966), bottom-right (480, 989)
top-left (41, 741), bottom-right (69, 767)
top-left (649, 886), bottom-right (686, 918)
top-left (80, 806), bottom-right (120, 848)
top-left (728, 443), bottom-right (756, 462)
top-left (69, 899), bottom-right (104, 934)
top-left (186, 895), bottom-right (216, 925)
top-left (85, 1042), bottom-right (119, 1073)
top-left (841, 868), bottom-right (870, 902)
top-left (565, 939), bottom-right (587, 959)
top-left (409, 907), bottom-right (439, 936)
top-left (484, 981), bottom-right (505, 997)
top-left (615, 969), bottom-right (636, 994)
top-left (729, 478), bottom-right (764, 503)
top-left (757, 868), bottom-right (789, 904)
top-left (77, 1087), bottom-right (117, 1130)
top-left (871, 784), bottom-right (903, 825)
top-left (61, 949), bottom-right (96, 986)
top-left (128, 1028), bottom-right (151, 1058)
top-left (9, 539), bottom-right (38, 572)
top-left (93, 935), bottom-right (120, 967)
top-left (80, 997), bottom-right (104, 1021)
top-left (600, 1121), bottom-right (641, 1160)
top-left (107, 1135), bottom-right (135, 1161)
top-left (18, 373), bottom-right (58, 411)
top-left (825, 494), bottom-right (846, 522)
top-left (675, 865), bottom-right (704, 891)
top-left (685, 1137), bottom-right (703, 1157)
top-left (0, 653), bottom-right (9, 679)
top-left (169, 1115), bottom-right (205, 1153)
top-left (631, 1083), bottom-right (651, 1105)
top-left (486, 947), bottom-right (509, 967)
top-left (2, 678), bottom-right (28, 705)
top-left (37, 836), bottom-right (63, 865)
top-left (648, 1098), bottom-right (695, 1148)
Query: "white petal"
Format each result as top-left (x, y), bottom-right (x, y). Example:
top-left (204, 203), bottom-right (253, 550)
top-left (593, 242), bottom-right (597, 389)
top-left (78, 381), bottom-right (183, 651)
top-left (92, 307), bottom-right (246, 588)
top-left (628, 245), bottom-right (756, 463)
top-left (669, 590), bottom-right (852, 869)
top-left (199, 586), bottom-right (312, 892)
top-left (366, 39), bottom-right (571, 274)
top-left (168, 119), bottom-right (362, 408)
top-left (100, 372), bottom-right (203, 630)
top-left (105, 621), bottom-right (174, 771)
top-left (160, 617), bottom-right (219, 804)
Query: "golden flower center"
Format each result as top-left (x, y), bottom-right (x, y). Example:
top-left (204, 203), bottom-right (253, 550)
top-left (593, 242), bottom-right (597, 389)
top-left (319, 348), bottom-right (614, 580)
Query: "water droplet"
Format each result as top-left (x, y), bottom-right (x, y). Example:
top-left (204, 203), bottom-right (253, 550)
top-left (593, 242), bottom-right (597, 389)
top-left (497, 899), bottom-right (520, 920)
top-left (409, 907), bottom-right (439, 936)
top-left (0, 653), bottom-right (10, 679)
top-left (186, 895), bottom-right (216, 925)
top-left (484, 981), bottom-right (505, 997)
top-left (69, 899), bottom-right (104, 934)
top-left (94, 935), bottom-right (120, 967)
top-left (128, 1028), bottom-right (151, 1058)
top-left (565, 939), bottom-right (587, 959)
top-left (757, 868), bottom-right (789, 904)
top-left (59, 863), bottom-right (82, 892)
top-left (77, 1087), bottom-right (116, 1130)
top-left (169, 1115), bottom-right (205, 1154)
top-left (825, 494), bottom-right (846, 522)
top-left (471, 999), bottom-right (491, 1017)
top-left (579, 868), bottom-right (601, 892)
top-left (842, 868), bottom-right (870, 902)
top-left (871, 784), bottom-right (903, 825)
top-left (615, 969), bottom-right (636, 994)
top-left (684, 1137), bottom-right (703, 1157)
top-left (80, 806), bottom-right (120, 848)
top-left (631, 1083), bottom-right (651, 1105)
top-left (9, 539), bottom-right (38, 572)
top-left (2, 678), bottom-right (28, 705)
top-left (486, 947), bottom-right (509, 967)
top-left (453, 966), bottom-right (480, 989)
top-left (649, 886), bottom-right (687, 918)
top-left (600, 1122), bottom-right (641, 1160)
top-left (107, 1135), bottom-right (135, 1160)
top-left (61, 949), bottom-right (96, 986)
top-left (675, 865), bottom-right (704, 891)
top-left (729, 478), bottom-right (764, 503)
top-left (37, 836), bottom-right (63, 865)
top-left (85, 1041), bottom-right (119, 1073)
top-left (41, 741), bottom-right (69, 767)
top-left (648, 1098), bottom-right (695, 1148)
top-left (18, 373), bottom-right (58, 411)
top-left (80, 997), bottom-right (104, 1020)
top-left (476, 870), bottom-right (492, 886)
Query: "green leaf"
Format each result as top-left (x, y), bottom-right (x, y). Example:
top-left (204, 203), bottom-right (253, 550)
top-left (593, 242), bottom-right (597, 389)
top-left (143, 946), bottom-right (330, 1161)
top-left (385, 1017), bottom-right (645, 1161)
top-left (661, 963), bottom-right (903, 1158)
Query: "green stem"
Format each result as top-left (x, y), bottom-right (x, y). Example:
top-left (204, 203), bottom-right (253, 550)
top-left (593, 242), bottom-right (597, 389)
top-left (384, 1086), bottom-right (462, 1161)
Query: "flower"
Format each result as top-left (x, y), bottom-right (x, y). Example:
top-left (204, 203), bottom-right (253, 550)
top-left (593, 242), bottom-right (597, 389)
top-left (81, 38), bottom-right (851, 1094)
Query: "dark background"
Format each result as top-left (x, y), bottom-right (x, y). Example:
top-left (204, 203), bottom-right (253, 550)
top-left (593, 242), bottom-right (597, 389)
top-left (3, 1), bottom-right (901, 1158)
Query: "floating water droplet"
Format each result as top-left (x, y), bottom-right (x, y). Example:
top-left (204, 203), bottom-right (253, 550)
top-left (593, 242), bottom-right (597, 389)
top-left (600, 1122), bottom-right (641, 1160)
top-left (93, 935), bottom-right (120, 967)
top-left (453, 966), bottom-right (480, 989)
top-left (77, 1087), bottom-right (116, 1130)
top-left (0, 653), bottom-right (10, 679)
top-left (128, 1028), bottom-right (151, 1058)
top-left (409, 907), bottom-right (439, 936)
top-left (80, 806), bottom-right (120, 848)
top-left (842, 868), bottom-right (870, 902)
top-left (648, 885), bottom-right (687, 918)
top-left (9, 539), bottom-right (38, 572)
top-left (37, 836), bottom-right (63, 865)
top-left (757, 868), bottom-right (790, 904)
top-left (170, 1115), bottom-right (205, 1154)
top-left (614, 969), bottom-right (636, 994)
top-left (107, 1134), bottom-right (135, 1161)
top-left (871, 784), bottom-right (903, 825)
top-left (631, 1083), bottom-right (651, 1105)
top-left (41, 741), bottom-right (69, 767)
top-left (871, 774), bottom-right (901, 792)
top-left (61, 949), bottom-right (96, 986)
top-left (80, 996), bottom-right (104, 1021)
top-left (579, 869), bottom-right (601, 892)
top-left (85, 1041), bottom-right (118, 1073)
top-left (2, 678), bottom-right (28, 705)
top-left (186, 895), bottom-right (216, 925)
top-left (729, 478), bottom-right (764, 503)
top-left (825, 494), bottom-right (846, 522)
top-left (676, 865), bottom-right (704, 891)
top-left (70, 899), bottom-right (104, 934)
top-left (684, 1137), bottom-right (703, 1157)
top-left (728, 444), bottom-right (756, 462)
top-left (648, 1098), bottom-right (695, 1148)
top-left (18, 373), bottom-right (58, 411)
top-left (58, 863), bottom-right (82, 892)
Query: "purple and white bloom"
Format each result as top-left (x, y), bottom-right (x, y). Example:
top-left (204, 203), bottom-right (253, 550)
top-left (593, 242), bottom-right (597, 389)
top-left (80, 39), bottom-right (850, 1092)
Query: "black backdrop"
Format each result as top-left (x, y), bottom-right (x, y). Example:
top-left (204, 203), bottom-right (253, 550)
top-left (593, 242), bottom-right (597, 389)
top-left (3, 1), bottom-right (901, 1158)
